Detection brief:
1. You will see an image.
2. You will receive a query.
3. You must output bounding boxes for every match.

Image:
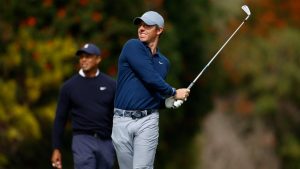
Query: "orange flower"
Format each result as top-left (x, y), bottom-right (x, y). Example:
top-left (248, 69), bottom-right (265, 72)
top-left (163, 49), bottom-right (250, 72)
top-left (43, 0), bottom-right (53, 7)
top-left (32, 52), bottom-right (40, 61)
top-left (45, 63), bottom-right (53, 71)
top-left (92, 12), bottom-right (102, 22)
top-left (107, 65), bottom-right (117, 76)
top-left (57, 8), bottom-right (66, 18)
top-left (27, 17), bottom-right (37, 27)
top-left (79, 0), bottom-right (89, 6)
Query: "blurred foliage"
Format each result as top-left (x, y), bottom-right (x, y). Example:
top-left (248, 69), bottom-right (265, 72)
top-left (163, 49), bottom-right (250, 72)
top-left (0, 0), bottom-right (300, 169)
top-left (209, 0), bottom-right (300, 168)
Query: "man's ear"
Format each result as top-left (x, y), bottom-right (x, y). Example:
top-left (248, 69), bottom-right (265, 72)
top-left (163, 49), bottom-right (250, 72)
top-left (157, 27), bottom-right (164, 36)
top-left (96, 56), bottom-right (102, 64)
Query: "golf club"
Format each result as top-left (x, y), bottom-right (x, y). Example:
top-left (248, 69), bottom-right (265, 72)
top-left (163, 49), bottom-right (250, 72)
top-left (174, 5), bottom-right (251, 107)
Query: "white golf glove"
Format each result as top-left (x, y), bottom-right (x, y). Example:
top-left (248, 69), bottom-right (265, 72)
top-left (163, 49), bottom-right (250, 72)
top-left (165, 97), bottom-right (184, 109)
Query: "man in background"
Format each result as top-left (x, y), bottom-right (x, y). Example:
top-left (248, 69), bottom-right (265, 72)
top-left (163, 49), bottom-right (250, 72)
top-left (51, 43), bottom-right (116, 169)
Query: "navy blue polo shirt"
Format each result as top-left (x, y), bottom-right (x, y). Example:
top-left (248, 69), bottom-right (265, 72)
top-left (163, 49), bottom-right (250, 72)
top-left (114, 39), bottom-right (175, 110)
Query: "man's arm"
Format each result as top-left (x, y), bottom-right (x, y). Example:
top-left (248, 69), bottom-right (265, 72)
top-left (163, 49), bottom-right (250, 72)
top-left (51, 85), bottom-right (71, 168)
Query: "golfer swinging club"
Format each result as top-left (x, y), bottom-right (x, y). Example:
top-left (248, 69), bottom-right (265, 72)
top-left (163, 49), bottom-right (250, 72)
top-left (112, 11), bottom-right (190, 169)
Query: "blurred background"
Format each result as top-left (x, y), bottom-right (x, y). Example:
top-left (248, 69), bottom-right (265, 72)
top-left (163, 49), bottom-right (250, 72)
top-left (0, 0), bottom-right (300, 169)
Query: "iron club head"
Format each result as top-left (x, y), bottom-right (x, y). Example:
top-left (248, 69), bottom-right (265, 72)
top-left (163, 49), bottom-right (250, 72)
top-left (242, 5), bottom-right (251, 16)
top-left (242, 5), bottom-right (251, 20)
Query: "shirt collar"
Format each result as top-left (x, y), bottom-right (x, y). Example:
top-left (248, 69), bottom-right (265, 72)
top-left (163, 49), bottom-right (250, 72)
top-left (79, 69), bottom-right (100, 77)
top-left (142, 42), bottom-right (160, 57)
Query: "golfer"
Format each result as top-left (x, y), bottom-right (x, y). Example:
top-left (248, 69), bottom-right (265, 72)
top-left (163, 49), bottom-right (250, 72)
top-left (112, 11), bottom-right (190, 169)
top-left (51, 43), bottom-right (116, 169)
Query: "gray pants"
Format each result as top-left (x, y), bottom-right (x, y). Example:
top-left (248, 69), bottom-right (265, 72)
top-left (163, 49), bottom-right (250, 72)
top-left (112, 111), bottom-right (159, 169)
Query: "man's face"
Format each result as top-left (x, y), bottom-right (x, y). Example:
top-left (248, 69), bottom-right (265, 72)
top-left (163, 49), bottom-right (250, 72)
top-left (79, 53), bottom-right (101, 72)
top-left (137, 22), bottom-right (162, 43)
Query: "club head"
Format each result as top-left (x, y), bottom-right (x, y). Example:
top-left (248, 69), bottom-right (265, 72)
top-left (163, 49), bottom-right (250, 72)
top-left (242, 5), bottom-right (251, 16)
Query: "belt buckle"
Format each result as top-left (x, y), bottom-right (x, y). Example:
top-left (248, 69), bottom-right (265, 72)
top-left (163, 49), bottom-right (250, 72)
top-left (146, 110), bottom-right (150, 115)
top-left (131, 111), bottom-right (142, 119)
top-left (131, 114), bottom-right (136, 119)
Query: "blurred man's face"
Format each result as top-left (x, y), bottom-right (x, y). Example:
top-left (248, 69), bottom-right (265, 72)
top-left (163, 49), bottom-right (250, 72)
top-left (137, 22), bottom-right (162, 43)
top-left (79, 53), bottom-right (101, 72)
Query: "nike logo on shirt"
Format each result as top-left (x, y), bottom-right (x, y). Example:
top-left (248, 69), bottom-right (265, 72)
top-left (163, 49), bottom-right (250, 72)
top-left (99, 87), bottom-right (107, 91)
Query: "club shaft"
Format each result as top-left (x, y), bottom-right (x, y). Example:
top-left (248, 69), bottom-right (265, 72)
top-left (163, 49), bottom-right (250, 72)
top-left (187, 17), bottom-right (248, 90)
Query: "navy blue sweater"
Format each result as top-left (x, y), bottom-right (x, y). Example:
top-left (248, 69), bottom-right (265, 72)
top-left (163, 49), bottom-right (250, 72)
top-left (114, 39), bottom-right (175, 110)
top-left (52, 72), bottom-right (116, 149)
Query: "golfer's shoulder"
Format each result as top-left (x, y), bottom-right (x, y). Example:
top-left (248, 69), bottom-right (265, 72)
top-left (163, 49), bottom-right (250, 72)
top-left (124, 39), bottom-right (143, 47)
top-left (63, 74), bottom-right (80, 86)
top-left (60, 74), bottom-right (80, 92)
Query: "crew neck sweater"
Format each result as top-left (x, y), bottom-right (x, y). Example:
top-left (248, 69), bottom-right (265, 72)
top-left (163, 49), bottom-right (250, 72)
top-left (52, 72), bottom-right (116, 149)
